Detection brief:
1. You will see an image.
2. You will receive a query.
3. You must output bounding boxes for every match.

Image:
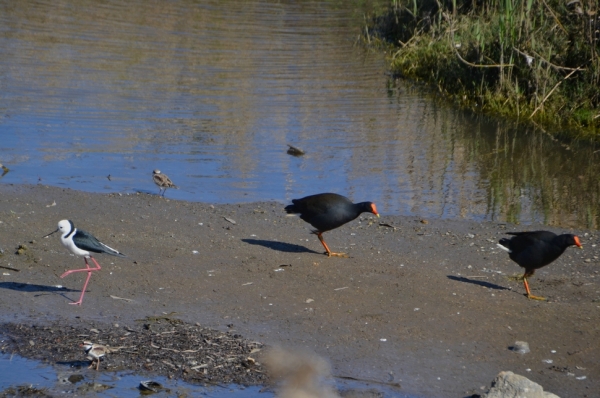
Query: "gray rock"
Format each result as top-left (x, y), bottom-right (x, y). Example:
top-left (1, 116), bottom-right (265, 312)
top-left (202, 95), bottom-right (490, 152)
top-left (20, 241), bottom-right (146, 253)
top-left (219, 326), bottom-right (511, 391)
top-left (484, 371), bottom-right (560, 398)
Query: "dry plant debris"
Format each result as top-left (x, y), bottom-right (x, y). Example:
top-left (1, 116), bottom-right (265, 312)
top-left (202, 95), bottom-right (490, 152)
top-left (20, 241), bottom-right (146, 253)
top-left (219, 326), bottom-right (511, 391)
top-left (0, 318), bottom-right (267, 387)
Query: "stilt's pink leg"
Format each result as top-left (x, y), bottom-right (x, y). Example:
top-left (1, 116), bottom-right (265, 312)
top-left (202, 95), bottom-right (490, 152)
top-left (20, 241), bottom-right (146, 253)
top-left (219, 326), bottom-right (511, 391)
top-left (60, 257), bottom-right (101, 278)
top-left (89, 257), bottom-right (102, 270)
top-left (69, 269), bottom-right (93, 305)
top-left (61, 257), bottom-right (102, 306)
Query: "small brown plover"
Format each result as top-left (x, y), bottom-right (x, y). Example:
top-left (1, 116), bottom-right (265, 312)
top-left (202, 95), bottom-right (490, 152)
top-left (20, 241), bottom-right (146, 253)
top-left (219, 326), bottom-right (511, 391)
top-left (82, 341), bottom-right (109, 370)
top-left (152, 169), bottom-right (177, 196)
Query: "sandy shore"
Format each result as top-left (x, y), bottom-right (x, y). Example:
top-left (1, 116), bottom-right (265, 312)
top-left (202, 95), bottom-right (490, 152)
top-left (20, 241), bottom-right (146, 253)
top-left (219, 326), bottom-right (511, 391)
top-left (0, 184), bottom-right (598, 397)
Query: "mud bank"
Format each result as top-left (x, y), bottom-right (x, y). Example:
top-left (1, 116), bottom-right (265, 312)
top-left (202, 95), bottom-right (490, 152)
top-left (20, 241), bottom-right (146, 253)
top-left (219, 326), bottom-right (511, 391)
top-left (0, 185), bottom-right (598, 397)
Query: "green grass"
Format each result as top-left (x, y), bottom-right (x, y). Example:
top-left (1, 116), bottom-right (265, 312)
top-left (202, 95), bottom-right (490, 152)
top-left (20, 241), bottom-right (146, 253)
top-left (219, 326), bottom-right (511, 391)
top-left (369, 0), bottom-right (600, 138)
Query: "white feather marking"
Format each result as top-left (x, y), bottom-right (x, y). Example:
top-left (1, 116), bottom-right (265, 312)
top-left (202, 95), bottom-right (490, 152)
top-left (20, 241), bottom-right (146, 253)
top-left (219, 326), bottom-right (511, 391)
top-left (99, 241), bottom-right (121, 255)
top-left (496, 243), bottom-right (511, 253)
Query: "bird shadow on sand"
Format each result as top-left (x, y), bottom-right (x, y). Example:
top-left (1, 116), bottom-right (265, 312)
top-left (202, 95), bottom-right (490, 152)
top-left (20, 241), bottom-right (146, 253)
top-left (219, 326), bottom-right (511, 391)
top-left (0, 282), bottom-right (78, 293)
top-left (133, 187), bottom-right (188, 197)
top-left (447, 275), bottom-right (510, 291)
top-left (242, 239), bottom-right (321, 254)
top-left (133, 188), bottom-right (163, 197)
top-left (0, 282), bottom-right (80, 302)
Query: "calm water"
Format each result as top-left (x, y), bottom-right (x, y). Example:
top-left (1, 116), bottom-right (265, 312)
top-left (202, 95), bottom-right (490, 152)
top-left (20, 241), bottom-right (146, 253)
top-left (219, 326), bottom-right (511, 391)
top-left (0, 353), bottom-right (411, 397)
top-left (0, 353), bottom-right (269, 397)
top-left (1, 0), bottom-right (599, 230)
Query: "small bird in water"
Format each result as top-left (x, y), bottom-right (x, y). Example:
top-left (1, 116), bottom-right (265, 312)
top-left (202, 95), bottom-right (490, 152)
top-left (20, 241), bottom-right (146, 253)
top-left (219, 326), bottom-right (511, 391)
top-left (285, 193), bottom-right (379, 257)
top-left (286, 144), bottom-right (305, 156)
top-left (43, 220), bottom-right (126, 305)
top-left (0, 163), bottom-right (8, 177)
top-left (152, 169), bottom-right (177, 196)
top-left (497, 231), bottom-right (582, 300)
top-left (82, 341), bottom-right (110, 370)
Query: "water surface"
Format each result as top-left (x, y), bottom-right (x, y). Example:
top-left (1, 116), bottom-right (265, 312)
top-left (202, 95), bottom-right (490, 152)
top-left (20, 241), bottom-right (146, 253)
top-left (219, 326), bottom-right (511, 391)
top-left (0, 353), bottom-right (268, 397)
top-left (1, 0), bottom-right (599, 229)
top-left (0, 353), bottom-right (411, 397)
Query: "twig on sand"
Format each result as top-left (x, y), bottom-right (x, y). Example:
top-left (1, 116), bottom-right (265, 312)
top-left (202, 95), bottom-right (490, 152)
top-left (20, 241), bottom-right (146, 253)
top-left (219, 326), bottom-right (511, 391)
top-left (110, 295), bottom-right (133, 302)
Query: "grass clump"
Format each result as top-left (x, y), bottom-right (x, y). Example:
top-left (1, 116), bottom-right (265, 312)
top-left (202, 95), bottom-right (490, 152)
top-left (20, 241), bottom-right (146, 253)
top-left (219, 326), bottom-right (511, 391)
top-left (370, 0), bottom-right (600, 138)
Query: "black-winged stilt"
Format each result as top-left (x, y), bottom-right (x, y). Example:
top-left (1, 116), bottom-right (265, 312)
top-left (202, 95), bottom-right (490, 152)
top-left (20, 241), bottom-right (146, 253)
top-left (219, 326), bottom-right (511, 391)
top-left (152, 169), bottom-right (177, 196)
top-left (44, 220), bottom-right (125, 305)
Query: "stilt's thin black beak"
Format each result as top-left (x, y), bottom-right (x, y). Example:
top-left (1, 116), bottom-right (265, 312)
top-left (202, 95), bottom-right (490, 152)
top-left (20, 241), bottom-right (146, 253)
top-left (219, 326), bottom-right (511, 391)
top-left (42, 228), bottom-right (59, 238)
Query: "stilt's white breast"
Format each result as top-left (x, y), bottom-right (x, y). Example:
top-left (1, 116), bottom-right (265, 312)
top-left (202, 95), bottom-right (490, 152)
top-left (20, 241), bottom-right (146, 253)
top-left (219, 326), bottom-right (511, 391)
top-left (57, 220), bottom-right (90, 257)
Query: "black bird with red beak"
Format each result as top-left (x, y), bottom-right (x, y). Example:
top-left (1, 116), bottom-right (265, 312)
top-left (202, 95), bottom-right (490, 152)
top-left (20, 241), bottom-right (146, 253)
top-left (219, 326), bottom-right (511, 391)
top-left (498, 231), bottom-right (582, 300)
top-left (285, 193), bottom-right (379, 257)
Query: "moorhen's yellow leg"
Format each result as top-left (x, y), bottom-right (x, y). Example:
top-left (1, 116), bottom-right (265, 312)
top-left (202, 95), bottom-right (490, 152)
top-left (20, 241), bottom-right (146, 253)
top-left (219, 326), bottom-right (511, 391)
top-left (316, 232), bottom-right (348, 258)
top-left (523, 274), bottom-right (545, 301)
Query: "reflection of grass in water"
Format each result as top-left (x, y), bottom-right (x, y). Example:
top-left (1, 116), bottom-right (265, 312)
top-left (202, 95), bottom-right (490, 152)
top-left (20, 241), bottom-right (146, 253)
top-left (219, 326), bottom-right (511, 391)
top-left (375, 0), bottom-right (600, 226)
top-left (455, 115), bottom-right (600, 229)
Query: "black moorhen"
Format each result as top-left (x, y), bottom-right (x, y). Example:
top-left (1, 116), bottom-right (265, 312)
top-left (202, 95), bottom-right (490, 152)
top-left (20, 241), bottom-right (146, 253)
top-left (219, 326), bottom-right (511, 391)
top-left (285, 193), bottom-right (379, 257)
top-left (497, 231), bottom-right (582, 300)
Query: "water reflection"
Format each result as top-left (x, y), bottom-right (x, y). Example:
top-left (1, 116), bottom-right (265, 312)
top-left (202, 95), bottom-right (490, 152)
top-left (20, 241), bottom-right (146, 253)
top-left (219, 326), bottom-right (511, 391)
top-left (0, 0), bottom-right (598, 229)
top-left (0, 352), bottom-right (408, 398)
top-left (0, 353), bottom-right (268, 397)
top-left (446, 113), bottom-right (600, 229)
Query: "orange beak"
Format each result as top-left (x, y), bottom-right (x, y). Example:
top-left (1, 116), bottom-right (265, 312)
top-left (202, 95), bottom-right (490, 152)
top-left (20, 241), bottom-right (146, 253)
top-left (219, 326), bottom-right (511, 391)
top-left (574, 236), bottom-right (583, 248)
top-left (371, 203), bottom-right (380, 217)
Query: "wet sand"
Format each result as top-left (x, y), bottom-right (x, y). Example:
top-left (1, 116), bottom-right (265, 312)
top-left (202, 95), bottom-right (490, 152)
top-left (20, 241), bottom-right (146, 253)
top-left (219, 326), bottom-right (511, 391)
top-left (0, 184), bottom-right (598, 397)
